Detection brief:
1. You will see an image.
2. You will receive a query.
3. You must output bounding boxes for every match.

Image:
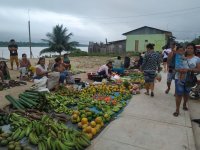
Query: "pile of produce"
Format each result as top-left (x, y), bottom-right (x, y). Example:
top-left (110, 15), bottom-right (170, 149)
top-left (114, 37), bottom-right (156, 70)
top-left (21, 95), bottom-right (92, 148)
top-left (2, 76), bottom-right (142, 149)
top-left (5, 90), bottom-right (45, 110)
top-left (0, 113), bottom-right (91, 150)
top-left (129, 72), bottom-right (145, 84)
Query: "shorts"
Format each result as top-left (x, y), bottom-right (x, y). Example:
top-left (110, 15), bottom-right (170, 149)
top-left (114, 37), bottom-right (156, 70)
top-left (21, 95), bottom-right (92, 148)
top-left (175, 79), bottom-right (191, 96)
top-left (167, 71), bottom-right (175, 83)
top-left (144, 70), bottom-right (156, 83)
top-left (10, 56), bottom-right (19, 64)
top-left (163, 58), bottom-right (167, 62)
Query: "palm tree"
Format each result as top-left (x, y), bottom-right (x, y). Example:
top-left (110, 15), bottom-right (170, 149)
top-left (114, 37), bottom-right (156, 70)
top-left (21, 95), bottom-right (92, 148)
top-left (40, 24), bottom-right (78, 56)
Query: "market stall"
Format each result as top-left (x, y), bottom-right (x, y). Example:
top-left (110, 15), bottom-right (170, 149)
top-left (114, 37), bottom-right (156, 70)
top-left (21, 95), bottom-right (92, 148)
top-left (0, 70), bottom-right (144, 150)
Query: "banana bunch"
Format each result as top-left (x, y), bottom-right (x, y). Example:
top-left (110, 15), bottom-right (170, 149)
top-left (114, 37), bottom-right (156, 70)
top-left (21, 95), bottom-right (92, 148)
top-left (63, 129), bottom-right (91, 150)
top-left (9, 113), bottom-right (91, 150)
top-left (28, 131), bottom-right (39, 145)
top-left (38, 140), bottom-right (48, 150)
top-left (10, 113), bottom-right (30, 127)
top-left (74, 133), bottom-right (91, 150)
top-left (11, 128), bottom-right (26, 141)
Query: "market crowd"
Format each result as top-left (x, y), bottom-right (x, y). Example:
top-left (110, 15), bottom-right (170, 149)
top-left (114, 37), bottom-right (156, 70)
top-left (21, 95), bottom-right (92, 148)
top-left (1, 39), bottom-right (200, 117)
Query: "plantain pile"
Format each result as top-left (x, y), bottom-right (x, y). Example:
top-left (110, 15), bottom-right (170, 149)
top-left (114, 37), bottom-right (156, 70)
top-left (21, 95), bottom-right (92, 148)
top-left (45, 94), bottom-right (76, 114)
top-left (8, 113), bottom-right (91, 150)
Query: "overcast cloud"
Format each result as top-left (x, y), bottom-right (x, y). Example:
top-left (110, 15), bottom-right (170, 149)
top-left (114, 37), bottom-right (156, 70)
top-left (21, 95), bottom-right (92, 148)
top-left (0, 0), bottom-right (200, 44)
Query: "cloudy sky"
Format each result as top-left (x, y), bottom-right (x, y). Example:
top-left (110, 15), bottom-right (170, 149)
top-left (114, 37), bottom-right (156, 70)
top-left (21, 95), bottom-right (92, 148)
top-left (0, 0), bottom-right (200, 44)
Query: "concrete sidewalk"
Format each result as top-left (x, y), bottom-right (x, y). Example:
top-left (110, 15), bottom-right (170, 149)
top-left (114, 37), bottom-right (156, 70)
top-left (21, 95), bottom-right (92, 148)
top-left (87, 72), bottom-right (196, 150)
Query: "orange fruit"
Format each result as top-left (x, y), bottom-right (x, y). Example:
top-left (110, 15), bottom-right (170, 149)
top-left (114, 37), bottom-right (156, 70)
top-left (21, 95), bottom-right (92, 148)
top-left (86, 133), bottom-right (93, 140)
top-left (95, 125), bottom-right (100, 133)
top-left (82, 124), bottom-right (88, 129)
top-left (83, 128), bottom-right (87, 133)
top-left (81, 118), bottom-right (88, 125)
top-left (91, 128), bottom-right (97, 136)
top-left (85, 126), bottom-right (92, 133)
top-left (95, 117), bottom-right (102, 124)
top-left (101, 122), bottom-right (104, 127)
top-left (90, 121), bottom-right (96, 128)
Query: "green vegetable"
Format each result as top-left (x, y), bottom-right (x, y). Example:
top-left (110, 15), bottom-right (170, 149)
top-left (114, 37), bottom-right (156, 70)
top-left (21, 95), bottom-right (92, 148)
top-left (5, 95), bottom-right (24, 109)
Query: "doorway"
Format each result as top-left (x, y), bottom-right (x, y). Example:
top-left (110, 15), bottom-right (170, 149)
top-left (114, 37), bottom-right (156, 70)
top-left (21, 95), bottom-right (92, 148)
top-left (135, 40), bottom-right (139, 51)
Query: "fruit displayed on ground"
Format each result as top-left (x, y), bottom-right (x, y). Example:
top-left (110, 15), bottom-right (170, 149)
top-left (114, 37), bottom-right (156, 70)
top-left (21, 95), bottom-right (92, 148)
top-left (3, 113), bottom-right (91, 150)
top-left (2, 72), bottom-right (143, 149)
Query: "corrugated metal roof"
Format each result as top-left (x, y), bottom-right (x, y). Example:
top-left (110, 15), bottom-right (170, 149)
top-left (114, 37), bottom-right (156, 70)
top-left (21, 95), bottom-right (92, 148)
top-left (122, 26), bottom-right (172, 35)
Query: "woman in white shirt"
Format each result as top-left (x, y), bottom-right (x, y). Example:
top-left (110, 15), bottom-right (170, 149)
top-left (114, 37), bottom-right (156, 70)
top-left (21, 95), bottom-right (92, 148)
top-left (34, 57), bottom-right (49, 79)
top-left (34, 57), bottom-right (60, 90)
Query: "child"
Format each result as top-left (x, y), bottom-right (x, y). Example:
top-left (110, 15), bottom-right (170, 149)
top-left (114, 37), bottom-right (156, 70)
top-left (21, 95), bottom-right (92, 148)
top-left (63, 53), bottom-right (71, 70)
top-left (175, 46), bottom-right (186, 85)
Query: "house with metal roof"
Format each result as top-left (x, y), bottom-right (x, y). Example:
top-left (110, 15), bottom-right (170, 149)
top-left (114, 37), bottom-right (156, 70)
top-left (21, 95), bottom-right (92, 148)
top-left (122, 26), bottom-right (173, 52)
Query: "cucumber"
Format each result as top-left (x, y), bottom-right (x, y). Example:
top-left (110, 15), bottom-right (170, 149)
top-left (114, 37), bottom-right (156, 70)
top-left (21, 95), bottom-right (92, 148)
top-left (24, 92), bottom-right (39, 96)
top-left (18, 99), bottom-right (33, 108)
top-left (19, 95), bottom-right (38, 106)
top-left (5, 95), bottom-right (24, 109)
top-left (8, 96), bottom-right (25, 109)
top-left (19, 93), bottom-right (39, 100)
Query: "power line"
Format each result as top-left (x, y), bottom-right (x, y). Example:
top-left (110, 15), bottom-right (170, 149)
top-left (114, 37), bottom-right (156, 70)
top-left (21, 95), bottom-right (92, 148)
top-left (77, 6), bottom-right (200, 20)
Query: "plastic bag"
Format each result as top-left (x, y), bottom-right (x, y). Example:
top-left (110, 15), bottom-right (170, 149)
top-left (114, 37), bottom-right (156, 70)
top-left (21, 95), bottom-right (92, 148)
top-left (156, 72), bottom-right (162, 82)
top-left (47, 72), bottom-right (60, 90)
top-left (34, 76), bottom-right (48, 89)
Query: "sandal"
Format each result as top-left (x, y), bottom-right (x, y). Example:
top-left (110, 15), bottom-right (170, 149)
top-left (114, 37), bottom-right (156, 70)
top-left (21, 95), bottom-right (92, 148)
top-left (165, 89), bottom-right (170, 94)
top-left (173, 112), bottom-right (179, 117)
top-left (183, 107), bottom-right (188, 111)
top-left (144, 92), bottom-right (149, 95)
top-left (151, 92), bottom-right (154, 97)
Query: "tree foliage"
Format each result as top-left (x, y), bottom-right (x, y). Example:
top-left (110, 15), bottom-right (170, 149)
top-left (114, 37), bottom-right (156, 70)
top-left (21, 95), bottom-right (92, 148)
top-left (191, 36), bottom-right (200, 45)
top-left (40, 24), bottom-right (78, 55)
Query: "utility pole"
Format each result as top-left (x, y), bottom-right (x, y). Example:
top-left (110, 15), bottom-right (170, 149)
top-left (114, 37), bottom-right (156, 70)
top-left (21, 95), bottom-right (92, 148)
top-left (28, 10), bottom-right (33, 58)
top-left (105, 38), bottom-right (108, 54)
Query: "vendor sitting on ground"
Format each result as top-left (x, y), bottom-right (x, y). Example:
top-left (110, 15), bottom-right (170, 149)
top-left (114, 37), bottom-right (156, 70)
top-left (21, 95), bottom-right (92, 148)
top-left (63, 53), bottom-right (71, 70)
top-left (52, 57), bottom-right (68, 84)
top-left (97, 61), bottom-right (113, 78)
top-left (19, 53), bottom-right (31, 79)
top-left (34, 57), bottom-right (50, 79)
top-left (0, 61), bottom-right (10, 82)
top-left (112, 56), bottom-right (124, 74)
